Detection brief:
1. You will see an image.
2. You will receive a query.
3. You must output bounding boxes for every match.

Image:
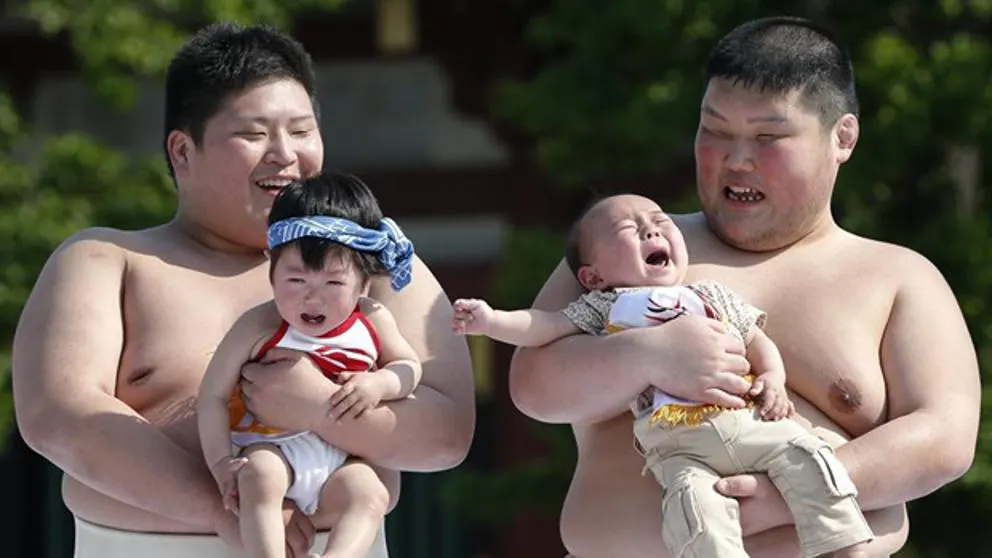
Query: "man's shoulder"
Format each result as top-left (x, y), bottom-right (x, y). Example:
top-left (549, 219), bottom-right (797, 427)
top-left (54, 225), bottom-right (167, 262)
top-left (43, 227), bottom-right (137, 275)
top-left (839, 232), bottom-right (939, 281)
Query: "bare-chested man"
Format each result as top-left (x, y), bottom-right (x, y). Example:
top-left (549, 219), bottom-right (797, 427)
top-left (509, 16), bottom-right (980, 558)
top-left (11, 23), bottom-right (474, 558)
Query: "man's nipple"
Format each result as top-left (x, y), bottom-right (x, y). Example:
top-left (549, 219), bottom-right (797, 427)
top-left (828, 378), bottom-right (863, 414)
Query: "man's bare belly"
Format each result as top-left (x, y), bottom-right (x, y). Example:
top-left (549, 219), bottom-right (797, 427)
top-left (559, 394), bottom-right (903, 558)
top-left (62, 390), bottom-right (400, 533)
top-left (55, 235), bottom-right (398, 533)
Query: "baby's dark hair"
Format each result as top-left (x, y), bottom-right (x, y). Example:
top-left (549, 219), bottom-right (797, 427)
top-left (564, 195), bottom-right (609, 282)
top-left (267, 171), bottom-right (388, 281)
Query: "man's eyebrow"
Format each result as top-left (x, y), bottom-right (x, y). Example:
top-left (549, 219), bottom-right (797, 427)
top-left (234, 115), bottom-right (316, 124)
top-left (701, 104), bottom-right (726, 121)
top-left (701, 104), bottom-right (790, 124)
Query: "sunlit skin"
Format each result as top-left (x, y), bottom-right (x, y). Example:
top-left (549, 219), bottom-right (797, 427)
top-left (271, 248), bottom-right (368, 337)
top-left (507, 77), bottom-right (978, 558)
top-left (574, 195), bottom-right (689, 290)
top-left (173, 79), bottom-right (324, 253)
top-left (694, 78), bottom-right (853, 252)
top-left (13, 73), bottom-right (476, 558)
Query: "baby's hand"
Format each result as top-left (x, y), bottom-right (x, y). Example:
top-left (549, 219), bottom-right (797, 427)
top-left (452, 298), bottom-right (494, 335)
top-left (210, 456), bottom-right (248, 514)
top-left (749, 375), bottom-right (795, 421)
top-left (329, 373), bottom-right (386, 421)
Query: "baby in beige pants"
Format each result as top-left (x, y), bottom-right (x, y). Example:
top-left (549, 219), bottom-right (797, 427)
top-left (452, 194), bottom-right (873, 557)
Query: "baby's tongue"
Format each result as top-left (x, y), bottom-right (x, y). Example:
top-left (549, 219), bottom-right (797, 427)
top-left (301, 313), bottom-right (325, 325)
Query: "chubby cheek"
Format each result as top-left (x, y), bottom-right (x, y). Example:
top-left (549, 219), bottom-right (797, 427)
top-left (670, 237), bottom-right (689, 269)
top-left (609, 249), bottom-right (646, 281)
top-left (693, 140), bottom-right (723, 190)
top-left (299, 137), bottom-right (324, 178)
top-left (754, 145), bottom-right (813, 205)
top-left (272, 286), bottom-right (301, 316)
top-left (754, 145), bottom-right (789, 181)
top-left (219, 138), bottom-right (266, 172)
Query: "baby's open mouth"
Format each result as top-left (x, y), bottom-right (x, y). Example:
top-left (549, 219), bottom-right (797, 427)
top-left (301, 313), bottom-right (326, 325)
top-left (645, 249), bottom-right (670, 266)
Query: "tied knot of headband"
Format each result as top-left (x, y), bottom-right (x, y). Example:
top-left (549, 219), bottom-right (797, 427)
top-left (267, 216), bottom-right (415, 290)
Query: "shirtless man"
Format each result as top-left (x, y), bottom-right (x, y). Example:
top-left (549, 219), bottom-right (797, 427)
top-left (11, 22), bottom-right (474, 558)
top-left (509, 16), bottom-right (980, 558)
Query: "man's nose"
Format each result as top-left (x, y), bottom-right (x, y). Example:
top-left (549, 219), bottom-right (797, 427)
top-left (264, 131), bottom-right (298, 166)
top-left (724, 139), bottom-right (755, 172)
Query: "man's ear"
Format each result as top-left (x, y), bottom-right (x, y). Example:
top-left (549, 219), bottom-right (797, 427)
top-left (577, 265), bottom-right (604, 291)
top-left (834, 113), bottom-right (859, 164)
top-left (166, 130), bottom-right (193, 175)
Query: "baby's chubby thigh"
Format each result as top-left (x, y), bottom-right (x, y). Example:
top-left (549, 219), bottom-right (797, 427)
top-left (314, 459), bottom-right (391, 525)
top-left (239, 443), bottom-right (295, 506)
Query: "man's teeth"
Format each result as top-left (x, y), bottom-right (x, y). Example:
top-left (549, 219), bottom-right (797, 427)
top-left (256, 180), bottom-right (294, 189)
top-left (725, 186), bottom-right (764, 202)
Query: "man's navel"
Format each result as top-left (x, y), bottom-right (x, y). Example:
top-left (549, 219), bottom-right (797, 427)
top-left (126, 366), bottom-right (156, 386)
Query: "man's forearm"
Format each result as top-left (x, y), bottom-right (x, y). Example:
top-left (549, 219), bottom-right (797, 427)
top-left (508, 330), bottom-right (651, 425)
top-left (27, 398), bottom-right (223, 527)
top-left (313, 383), bottom-right (470, 472)
top-left (837, 410), bottom-right (972, 511)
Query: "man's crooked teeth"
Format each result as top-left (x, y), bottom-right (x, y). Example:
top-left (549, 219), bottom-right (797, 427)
top-left (726, 186), bottom-right (764, 201)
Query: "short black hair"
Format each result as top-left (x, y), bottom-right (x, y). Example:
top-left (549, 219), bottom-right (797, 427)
top-left (564, 195), bottom-right (609, 281)
top-left (267, 171), bottom-right (388, 281)
top-left (705, 16), bottom-right (858, 125)
top-left (164, 22), bottom-right (319, 179)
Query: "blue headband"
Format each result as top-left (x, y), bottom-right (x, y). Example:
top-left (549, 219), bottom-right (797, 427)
top-left (267, 216), bottom-right (415, 291)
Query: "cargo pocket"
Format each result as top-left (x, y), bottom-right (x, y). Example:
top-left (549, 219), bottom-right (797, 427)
top-left (788, 436), bottom-right (859, 498)
top-left (661, 476), bottom-right (704, 558)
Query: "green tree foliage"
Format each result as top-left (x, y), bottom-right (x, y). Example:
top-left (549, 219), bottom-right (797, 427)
top-left (476, 0), bottom-right (992, 552)
top-left (0, 0), bottom-right (345, 446)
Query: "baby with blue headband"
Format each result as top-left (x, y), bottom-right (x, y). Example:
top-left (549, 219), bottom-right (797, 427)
top-left (198, 171), bottom-right (421, 558)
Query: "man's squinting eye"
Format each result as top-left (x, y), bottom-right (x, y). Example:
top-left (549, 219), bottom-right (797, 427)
top-left (701, 126), bottom-right (732, 139)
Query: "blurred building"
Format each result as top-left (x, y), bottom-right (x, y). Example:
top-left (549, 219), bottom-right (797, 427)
top-left (0, 1), bottom-right (689, 557)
